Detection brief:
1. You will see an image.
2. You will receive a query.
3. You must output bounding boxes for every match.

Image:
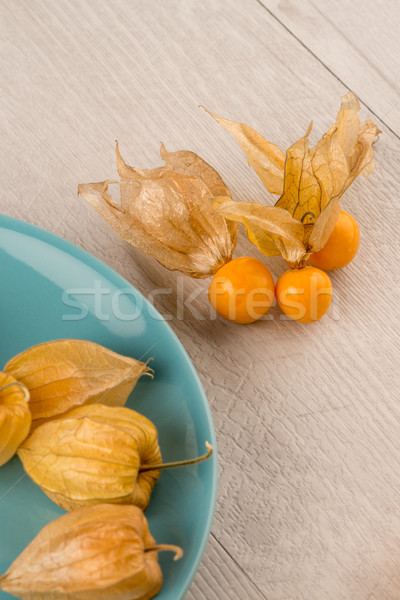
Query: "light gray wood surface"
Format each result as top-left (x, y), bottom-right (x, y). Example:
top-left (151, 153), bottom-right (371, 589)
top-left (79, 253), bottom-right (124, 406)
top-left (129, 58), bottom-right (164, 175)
top-left (1, 1), bottom-right (400, 599)
top-left (262, 0), bottom-right (400, 136)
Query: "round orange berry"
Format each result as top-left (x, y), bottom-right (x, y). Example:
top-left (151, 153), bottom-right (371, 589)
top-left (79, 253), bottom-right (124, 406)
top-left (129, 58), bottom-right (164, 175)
top-left (309, 210), bottom-right (360, 271)
top-left (208, 257), bottom-right (275, 324)
top-left (275, 266), bottom-right (332, 323)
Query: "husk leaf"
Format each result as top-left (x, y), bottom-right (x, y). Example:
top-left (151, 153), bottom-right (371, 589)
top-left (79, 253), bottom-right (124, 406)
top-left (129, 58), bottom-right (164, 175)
top-left (0, 503), bottom-right (182, 600)
top-left (0, 372), bottom-right (31, 466)
top-left (79, 144), bottom-right (238, 278)
top-left (18, 404), bottom-right (161, 511)
top-left (307, 198), bottom-right (342, 253)
top-left (202, 107), bottom-right (285, 194)
top-left (213, 197), bottom-right (305, 265)
top-left (4, 340), bottom-right (151, 429)
top-left (275, 122), bottom-right (324, 223)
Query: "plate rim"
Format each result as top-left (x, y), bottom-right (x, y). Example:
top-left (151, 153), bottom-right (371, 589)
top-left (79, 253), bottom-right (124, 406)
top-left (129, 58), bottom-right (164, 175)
top-left (0, 213), bottom-right (218, 599)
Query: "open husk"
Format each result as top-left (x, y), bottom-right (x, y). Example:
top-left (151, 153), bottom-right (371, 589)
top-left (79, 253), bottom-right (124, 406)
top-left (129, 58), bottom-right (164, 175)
top-left (0, 372), bottom-right (31, 466)
top-left (78, 143), bottom-right (238, 278)
top-left (206, 93), bottom-right (380, 267)
top-left (4, 339), bottom-right (151, 430)
top-left (0, 503), bottom-right (182, 600)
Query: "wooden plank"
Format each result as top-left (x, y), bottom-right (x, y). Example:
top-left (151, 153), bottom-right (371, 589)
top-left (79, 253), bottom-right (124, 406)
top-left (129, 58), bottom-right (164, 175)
top-left (1, 1), bottom-right (400, 599)
top-left (186, 536), bottom-right (267, 600)
top-left (259, 0), bottom-right (400, 136)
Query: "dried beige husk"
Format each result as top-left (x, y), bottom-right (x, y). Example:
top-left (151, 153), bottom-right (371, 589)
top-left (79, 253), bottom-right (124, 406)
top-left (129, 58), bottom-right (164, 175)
top-left (4, 339), bottom-right (151, 429)
top-left (18, 404), bottom-right (213, 512)
top-left (207, 93), bottom-right (380, 267)
top-left (78, 143), bottom-right (238, 278)
top-left (201, 107), bottom-right (285, 194)
top-left (0, 372), bottom-right (31, 466)
top-left (0, 503), bottom-right (182, 600)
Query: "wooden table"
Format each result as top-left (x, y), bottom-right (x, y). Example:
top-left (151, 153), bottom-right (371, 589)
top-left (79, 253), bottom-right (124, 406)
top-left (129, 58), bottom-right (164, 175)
top-left (1, 1), bottom-right (400, 598)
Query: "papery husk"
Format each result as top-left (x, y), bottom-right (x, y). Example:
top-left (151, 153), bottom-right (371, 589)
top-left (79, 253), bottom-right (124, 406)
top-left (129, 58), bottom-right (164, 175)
top-left (4, 340), bottom-right (151, 429)
top-left (0, 503), bottom-right (182, 600)
top-left (201, 107), bottom-right (285, 194)
top-left (78, 143), bottom-right (238, 278)
top-left (274, 122), bottom-right (349, 224)
top-left (213, 197), bottom-right (305, 266)
top-left (207, 93), bottom-right (380, 267)
top-left (18, 404), bottom-right (161, 512)
top-left (275, 93), bottom-right (381, 224)
top-left (0, 372), bottom-right (31, 466)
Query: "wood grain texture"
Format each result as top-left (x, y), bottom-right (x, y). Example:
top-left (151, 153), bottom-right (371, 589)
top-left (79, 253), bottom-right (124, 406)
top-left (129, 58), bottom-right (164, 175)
top-left (1, 0), bottom-right (400, 599)
top-left (260, 0), bottom-right (400, 136)
top-left (186, 535), bottom-right (267, 600)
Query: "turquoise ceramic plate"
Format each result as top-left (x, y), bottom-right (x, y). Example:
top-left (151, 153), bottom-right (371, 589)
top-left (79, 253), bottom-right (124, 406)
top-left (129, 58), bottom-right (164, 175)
top-left (0, 214), bottom-right (217, 600)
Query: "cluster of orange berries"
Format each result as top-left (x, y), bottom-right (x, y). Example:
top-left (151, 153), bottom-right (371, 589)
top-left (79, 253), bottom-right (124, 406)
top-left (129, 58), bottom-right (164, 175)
top-left (208, 210), bottom-right (360, 324)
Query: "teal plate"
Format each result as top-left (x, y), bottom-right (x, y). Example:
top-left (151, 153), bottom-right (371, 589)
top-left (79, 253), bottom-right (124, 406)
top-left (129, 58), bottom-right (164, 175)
top-left (0, 214), bottom-right (217, 600)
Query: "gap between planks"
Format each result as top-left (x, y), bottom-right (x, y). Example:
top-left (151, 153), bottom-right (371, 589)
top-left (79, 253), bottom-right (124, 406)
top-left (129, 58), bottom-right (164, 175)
top-left (254, 0), bottom-right (400, 141)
